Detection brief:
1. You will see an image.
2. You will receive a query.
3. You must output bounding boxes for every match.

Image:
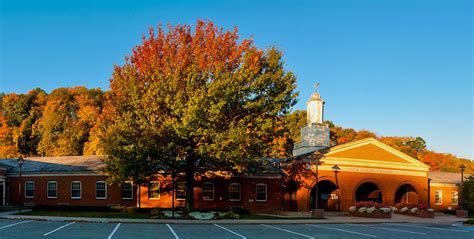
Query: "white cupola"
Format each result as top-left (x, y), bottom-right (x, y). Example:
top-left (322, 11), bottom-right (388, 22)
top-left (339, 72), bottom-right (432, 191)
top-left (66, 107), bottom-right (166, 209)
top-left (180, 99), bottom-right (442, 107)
top-left (306, 91), bottom-right (324, 124)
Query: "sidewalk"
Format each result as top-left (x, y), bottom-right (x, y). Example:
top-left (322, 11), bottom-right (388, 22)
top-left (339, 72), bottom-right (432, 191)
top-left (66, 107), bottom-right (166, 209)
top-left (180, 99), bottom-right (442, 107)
top-left (0, 212), bottom-right (468, 225)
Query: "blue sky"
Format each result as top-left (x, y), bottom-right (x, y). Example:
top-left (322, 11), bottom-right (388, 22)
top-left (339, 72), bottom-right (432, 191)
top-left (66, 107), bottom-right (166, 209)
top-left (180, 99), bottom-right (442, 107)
top-left (1, 0), bottom-right (472, 159)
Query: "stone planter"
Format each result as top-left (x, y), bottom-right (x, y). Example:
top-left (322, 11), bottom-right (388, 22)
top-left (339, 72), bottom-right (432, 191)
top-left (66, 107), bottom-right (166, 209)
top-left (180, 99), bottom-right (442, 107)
top-left (456, 210), bottom-right (468, 218)
top-left (350, 210), bottom-right (391, 218)
top-left (311, 209), bottom-right (325, 219)
top-left (396, 210), bottom-right (434, 218)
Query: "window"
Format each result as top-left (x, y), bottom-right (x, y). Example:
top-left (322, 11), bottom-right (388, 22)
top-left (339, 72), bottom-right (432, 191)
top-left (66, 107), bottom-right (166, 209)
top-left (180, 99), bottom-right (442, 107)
top-left (148, 181), bottom-right (160, 199)
top-left (451, 191), bottom-right (459, 205)
top-left (122, 181), bottom-right (133, 199)
top-left (229, 183), bottom-right (241, 201)
top-left (176, 182), bottom-right (186, 200)
top-left (47, 181), bottom-right (57, 199)
top-left (96, 181), bottom-right (107, 199)
top-left (256, 183), bottom-right (267, 202)
top-left (202, 182), bottom-right (214, 201)
top-left (71, 181), bottom-right (81, 199)
top-left (24, 181), bottom-right (34, 198)
top-left (435, 190), bottom-right (442, 205)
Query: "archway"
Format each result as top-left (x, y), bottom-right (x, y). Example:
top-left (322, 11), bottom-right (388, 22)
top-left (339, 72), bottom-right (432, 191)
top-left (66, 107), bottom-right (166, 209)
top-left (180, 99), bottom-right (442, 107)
top-left (394, 184), bottom-right (419, 204)
top-left (310, 180), bottom-right (340, 211)
top-left (355, 182), bottom-right (383, 203)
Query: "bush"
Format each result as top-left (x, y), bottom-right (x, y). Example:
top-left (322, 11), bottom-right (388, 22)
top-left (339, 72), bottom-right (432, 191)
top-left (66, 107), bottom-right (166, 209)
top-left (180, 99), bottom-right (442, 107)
top-left (218, 211), bottom-right (240, 219)
top-left (32, 205), bottom-right (119, 212)
top-left (461, 176), bottom-right (474, 213)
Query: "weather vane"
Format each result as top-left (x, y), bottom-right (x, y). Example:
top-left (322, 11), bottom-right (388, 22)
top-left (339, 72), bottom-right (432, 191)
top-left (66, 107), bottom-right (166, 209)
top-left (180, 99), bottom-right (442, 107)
top-left (313, 82), bottom-right (320, 92)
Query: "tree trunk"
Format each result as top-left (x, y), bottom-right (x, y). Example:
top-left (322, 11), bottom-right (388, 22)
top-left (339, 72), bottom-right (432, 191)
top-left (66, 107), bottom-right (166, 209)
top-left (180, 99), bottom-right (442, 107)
top-left (185, 156), bottom-right (195, 211)
top-left (136, 182), bottom-right (141, 208)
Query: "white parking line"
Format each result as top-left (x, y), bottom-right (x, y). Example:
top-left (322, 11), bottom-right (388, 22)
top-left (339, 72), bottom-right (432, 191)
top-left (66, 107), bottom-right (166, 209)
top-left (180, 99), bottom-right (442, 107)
top-left (384, 223), bottom-right (469, 233)
top-left (261, 224), bottom-right (315, 239)
top-left (348, 224), bottom-right (426, 235)
top-left (0, 220), bottom-right (34, 229)
top-left (107, 223), bottom-right (121, 239)
top-left (214, 224), bottom-right (247, 239)
top-left (306, 224), bottom-right (377, 238)
top-left (166, 224), bottom-right (179, 239)
top-left (43, 222), bottom-right (76, 236)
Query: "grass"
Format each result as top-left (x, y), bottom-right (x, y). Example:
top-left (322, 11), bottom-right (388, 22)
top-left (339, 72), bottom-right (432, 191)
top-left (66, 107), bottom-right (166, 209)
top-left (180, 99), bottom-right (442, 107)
top-left (18, 210), bottom-right (316, 220)
top-left (18, 210), bottom-right (150, 219)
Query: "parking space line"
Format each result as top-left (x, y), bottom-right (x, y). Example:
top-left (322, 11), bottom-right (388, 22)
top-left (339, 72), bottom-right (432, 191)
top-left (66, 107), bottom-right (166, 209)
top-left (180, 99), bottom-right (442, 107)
top-left (306, 224), bottom-right (377, 238)
top-left (107, 223), bottom-right (121, 239)
top-left (384, 223), bottom-right (469, 233)
top-left (0, 220), bottom-right (34, 229)
top-left (348, 224), bottom-right (426, 235)
top-left (43, 222), bottom-right (76, 236)
top-left (166, 224), bottom-right (179, 239)
top-left (214, 224), bottom-right (247, 239)
top-left (261, 224), bottom-right (315, 239)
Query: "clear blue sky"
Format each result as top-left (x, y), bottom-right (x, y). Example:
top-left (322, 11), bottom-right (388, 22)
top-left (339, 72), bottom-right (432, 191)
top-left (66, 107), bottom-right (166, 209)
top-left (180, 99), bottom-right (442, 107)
top-left (1, 0), bottom-right (472, 159)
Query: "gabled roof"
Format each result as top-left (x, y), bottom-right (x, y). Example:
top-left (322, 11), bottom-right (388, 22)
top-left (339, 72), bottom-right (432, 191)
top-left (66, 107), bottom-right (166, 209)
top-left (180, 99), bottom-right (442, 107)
top-left (0, 155), bottom-right (107, 175)
top-left (317, 138), bottom-right (430, 175)
top-left (428, 171), bottom-right (469, 184)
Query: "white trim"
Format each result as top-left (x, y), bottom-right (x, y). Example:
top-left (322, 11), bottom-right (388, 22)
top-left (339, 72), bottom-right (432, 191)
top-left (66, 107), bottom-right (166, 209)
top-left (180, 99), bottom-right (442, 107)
top-left (229, 183), bottom-right (241, 201)
top-left (176, 182), bottom-right (186, 201)
top-left (24, 181), bottom-right (34, 199)
top-left (255, 183), bottom-right (267, 202)
top-left (70, 181), bottom-right (82, 199)
top-left (121, 181), bottom-right (133, 200)
top-left (95, 181), bottom-right (107, 200)
top-left (47, 181), bottom-right (58, 199)
top-left (434, 190), bottom-right (442, 205)
top-left (148, 181), bottom-right (160, 200)
top-left (202, 182), bottom-right (214, 201)
top-left (451, 191), bottom-right (459, 206)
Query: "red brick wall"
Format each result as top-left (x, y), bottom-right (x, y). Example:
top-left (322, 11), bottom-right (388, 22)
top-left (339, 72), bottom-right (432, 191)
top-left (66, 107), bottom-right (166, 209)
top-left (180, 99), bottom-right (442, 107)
top-left (292, 169), bottom-right (429, 212)
top-left (430, 185), bottom-right (459, 211)
top-left (8, 175), bottom-right (136, 207)
top-left (138, 177), bottom-right (282, 213)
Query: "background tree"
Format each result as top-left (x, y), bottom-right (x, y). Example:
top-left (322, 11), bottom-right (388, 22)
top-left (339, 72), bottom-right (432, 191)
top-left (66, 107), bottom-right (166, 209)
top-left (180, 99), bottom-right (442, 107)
top-left (103, 20), bottom-right (298, 210)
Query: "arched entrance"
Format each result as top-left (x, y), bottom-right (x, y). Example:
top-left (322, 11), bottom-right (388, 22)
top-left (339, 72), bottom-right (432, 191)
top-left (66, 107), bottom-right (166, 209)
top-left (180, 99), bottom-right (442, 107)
top-left (394, 184), bottom-right (419, 204)
top-left (355, 182), bottom-right (383, 203)
top-left (310, 180), bottom-right (340, 211)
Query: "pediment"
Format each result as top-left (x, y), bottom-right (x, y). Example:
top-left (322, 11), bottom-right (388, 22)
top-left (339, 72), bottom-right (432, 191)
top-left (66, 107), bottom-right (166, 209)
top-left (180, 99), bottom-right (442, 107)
top-left (324, 138), bottom-right (429, 170)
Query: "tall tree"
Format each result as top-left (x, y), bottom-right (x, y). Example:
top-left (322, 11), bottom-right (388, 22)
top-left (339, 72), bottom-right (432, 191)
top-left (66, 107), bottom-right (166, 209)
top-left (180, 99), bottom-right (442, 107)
top-left (103, 20), bottom-right (298, 210)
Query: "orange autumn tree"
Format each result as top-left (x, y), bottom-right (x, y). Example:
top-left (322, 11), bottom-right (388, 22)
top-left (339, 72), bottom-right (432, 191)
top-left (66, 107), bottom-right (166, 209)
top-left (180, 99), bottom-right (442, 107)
top-left (102, 20), bottom-right (298, 210)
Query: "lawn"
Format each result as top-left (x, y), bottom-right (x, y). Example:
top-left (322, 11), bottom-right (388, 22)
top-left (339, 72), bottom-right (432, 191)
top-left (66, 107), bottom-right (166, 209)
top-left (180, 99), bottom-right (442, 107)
top-left (19, 210), bottom-right (150, 219)
top-left (18, 210), bottom-right (314, 220)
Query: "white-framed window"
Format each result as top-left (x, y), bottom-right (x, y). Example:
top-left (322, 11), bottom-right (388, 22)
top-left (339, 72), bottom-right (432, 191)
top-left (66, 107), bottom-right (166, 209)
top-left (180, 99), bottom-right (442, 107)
top-left (71, 181), bottom-right (82, 199)
top-left (47, 181), bottom-right (58, 199)
top-left (176, 182), bottom-right (186, 200)
top-left (148, 181), bottom-right (160, 199)
top-left (24, 181), bottom-right (34, 198)
top-left (256, 183), bottom-right (267, 202)
top-left (229, 183), bottom-right (241, 201)
top-left (95, 181), bottom-right (107, 199)
top-left (451, 191), bottom-right (459, 205)
top-left (435, 190), bottom-right (442, 205)
top-left (122, 181), bottom-right (133, 199)
top-left (202, 182), bottom-right (214, 201)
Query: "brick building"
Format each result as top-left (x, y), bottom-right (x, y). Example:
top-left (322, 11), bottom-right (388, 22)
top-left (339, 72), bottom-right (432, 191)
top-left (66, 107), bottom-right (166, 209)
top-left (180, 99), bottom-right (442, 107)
top-left (0, 90), bottom-right (464, 213)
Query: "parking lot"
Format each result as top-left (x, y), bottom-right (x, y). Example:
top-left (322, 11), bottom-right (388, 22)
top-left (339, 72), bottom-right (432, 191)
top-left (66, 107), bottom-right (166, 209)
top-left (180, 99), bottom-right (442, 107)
top-left (0, 219), bottom-right (471, 239)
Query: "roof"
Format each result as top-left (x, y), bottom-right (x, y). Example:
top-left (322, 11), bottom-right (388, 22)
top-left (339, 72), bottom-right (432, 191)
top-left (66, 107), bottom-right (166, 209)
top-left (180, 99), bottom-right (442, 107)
top-left (428, 171), bottom-right (469, 184)
top-left (0, 155), bottom-right (107, 175)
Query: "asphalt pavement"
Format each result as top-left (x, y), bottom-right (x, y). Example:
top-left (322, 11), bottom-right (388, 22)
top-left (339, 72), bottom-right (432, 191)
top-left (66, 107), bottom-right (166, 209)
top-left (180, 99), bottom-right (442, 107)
top-left (0, 218), bottom-right (471, 239)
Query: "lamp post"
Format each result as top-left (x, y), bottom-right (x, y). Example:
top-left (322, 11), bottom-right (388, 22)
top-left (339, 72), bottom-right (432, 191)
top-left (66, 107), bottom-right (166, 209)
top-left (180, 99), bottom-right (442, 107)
top-left (459, 164), bottom-right (466, 209)
top-left (427, 178), bottom-right (431, 209)
top-left (17, 156), bottom-right (24, 214)
top-left (331, 165), bottom-right (341, 211)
